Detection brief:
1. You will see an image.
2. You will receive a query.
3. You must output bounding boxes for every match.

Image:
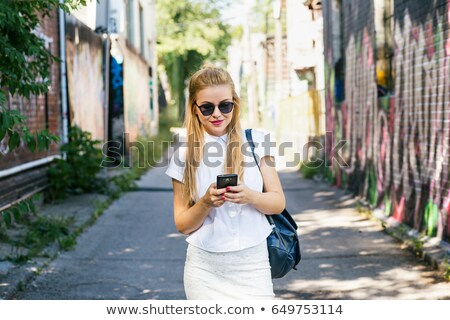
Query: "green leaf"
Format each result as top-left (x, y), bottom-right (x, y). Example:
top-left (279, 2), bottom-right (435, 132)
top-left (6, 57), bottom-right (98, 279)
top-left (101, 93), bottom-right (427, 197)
top-left (27, 135), bottom-right (37, 152)
top-left (18, 201), bottom-right (29, 214)
top-left (2, 110), bottom-right (11, 128)
top-left (12, 207), bottom-right (21, 222)
top-left (27, 200), bottom-right (37, 214)
top-left (0, 92), bottom-right (6, 105)
top-left (50, 134), bottom-right (60, 143)
top-left (2, 211), bottom-right (12, 227)
top-left (8, 130), bottom-right (20, 150)
top-left (37, 133), bottom-right (49, 152)
top-left (0, 122), bottom-right (6, 141)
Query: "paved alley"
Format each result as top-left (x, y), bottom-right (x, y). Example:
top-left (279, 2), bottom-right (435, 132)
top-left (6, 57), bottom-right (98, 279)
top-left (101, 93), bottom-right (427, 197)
top-left (11, 164), bottom-right (450, 299)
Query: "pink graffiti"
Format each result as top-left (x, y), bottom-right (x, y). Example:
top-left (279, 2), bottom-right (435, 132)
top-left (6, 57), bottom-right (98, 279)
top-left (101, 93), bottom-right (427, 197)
top-left (363, 29), bottom-right (374, 67)
top-left (447, 2), bottom-right (450, 56)
top-left (425, 21), bottom-right (435, 59)
top-left (331, 9), bottom-right (450, 240)
top-left (393, 196), bottom-right (405, 223)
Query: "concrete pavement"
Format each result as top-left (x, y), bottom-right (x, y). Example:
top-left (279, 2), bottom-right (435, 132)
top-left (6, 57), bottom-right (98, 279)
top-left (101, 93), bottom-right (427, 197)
top-left (273, 171), bottom-right (450, 299)
top-left (6, 162), bottom-right (450, 299)
top-left (11, 165), bottom-right (185, 299)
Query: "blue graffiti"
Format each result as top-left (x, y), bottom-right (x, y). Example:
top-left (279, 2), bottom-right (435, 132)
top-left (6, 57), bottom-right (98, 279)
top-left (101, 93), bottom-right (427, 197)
top-left (110, 57), bottom-right (123, 90)
top-left (110, 57), bottom-right (124, 114)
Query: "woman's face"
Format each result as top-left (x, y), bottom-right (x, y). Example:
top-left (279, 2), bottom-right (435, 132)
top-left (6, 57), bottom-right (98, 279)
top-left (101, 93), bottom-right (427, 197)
top-left (194, 84), bottom-right (234, 137)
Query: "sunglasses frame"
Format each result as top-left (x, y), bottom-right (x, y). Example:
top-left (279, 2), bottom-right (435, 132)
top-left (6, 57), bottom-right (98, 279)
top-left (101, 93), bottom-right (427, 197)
top-left (194, 101), bottom-right (234, 116)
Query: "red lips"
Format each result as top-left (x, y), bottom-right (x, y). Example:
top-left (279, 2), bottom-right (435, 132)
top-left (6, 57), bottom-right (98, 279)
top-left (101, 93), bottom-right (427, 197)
top-left (211, 120), bottom-right (224, 126)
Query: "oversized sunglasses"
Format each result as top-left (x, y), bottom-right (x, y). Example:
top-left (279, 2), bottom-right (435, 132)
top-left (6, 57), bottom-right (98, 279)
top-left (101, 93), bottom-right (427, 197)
top-left (194, 101), bottom-right (234, 116)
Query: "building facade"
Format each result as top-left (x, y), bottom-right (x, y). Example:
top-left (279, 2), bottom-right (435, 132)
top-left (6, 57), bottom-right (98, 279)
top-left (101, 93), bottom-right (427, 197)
top-left (0, 11), bottom-right (62, 210)
top-left (72, 0), bottom-right (159, 156)
top-left (0, 0), bottom-right (159, 209)
top-left (229, 0), bottom-right (326, 168)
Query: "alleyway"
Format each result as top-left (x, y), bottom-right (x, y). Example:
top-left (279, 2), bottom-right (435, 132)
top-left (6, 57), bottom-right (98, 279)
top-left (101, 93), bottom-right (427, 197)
top-left (12, 165), bottom-right (450, 299)
top-left (3, 0), bottom-right (450, 307)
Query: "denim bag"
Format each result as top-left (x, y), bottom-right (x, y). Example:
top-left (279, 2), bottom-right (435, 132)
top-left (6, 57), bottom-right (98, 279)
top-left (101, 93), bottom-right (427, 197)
top-left (245, 129), bottom-right (301, 279)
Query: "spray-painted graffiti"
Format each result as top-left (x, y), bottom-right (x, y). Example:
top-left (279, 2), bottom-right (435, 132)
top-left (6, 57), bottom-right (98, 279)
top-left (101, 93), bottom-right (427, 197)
top-left (110, 57), bottom-right (124, 114)
top-left (327, 7), bottom-right (450, 241)
top-left (109, 56), bottom-right (125, 159)
top-left (393, 11), bottom-right (450, 239)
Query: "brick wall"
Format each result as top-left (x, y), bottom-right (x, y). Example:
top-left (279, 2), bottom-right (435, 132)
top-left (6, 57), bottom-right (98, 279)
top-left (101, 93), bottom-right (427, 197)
top-left (0, 11), bottom-right (61, 208)
top-left (323, 0), bottom-right (450, 242)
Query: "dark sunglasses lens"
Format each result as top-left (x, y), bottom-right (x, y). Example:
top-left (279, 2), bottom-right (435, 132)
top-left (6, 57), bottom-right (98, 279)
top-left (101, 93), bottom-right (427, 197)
top-left (199, 103), bottom-right (215, 116)
top-left (218, 102), bottom-right (234, 113)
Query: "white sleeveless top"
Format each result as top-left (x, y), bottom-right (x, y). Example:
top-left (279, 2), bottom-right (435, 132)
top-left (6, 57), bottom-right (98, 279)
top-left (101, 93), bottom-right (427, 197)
top-left (165, 129), bottom-right (275, 252)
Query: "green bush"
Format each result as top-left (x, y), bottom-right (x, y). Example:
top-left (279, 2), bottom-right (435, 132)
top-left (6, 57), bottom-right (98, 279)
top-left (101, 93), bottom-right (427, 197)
top-left (47, 126), bottom-right (103, 201)
top-left (300, 160), bottom-right (323, 179)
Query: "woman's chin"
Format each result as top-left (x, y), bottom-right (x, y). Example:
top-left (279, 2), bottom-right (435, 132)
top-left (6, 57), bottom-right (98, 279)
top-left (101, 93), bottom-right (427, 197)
top-left (205, 125), bottom-right (226, 136)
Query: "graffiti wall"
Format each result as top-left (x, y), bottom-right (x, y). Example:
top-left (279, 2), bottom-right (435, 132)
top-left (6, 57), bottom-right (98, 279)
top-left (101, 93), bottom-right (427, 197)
top-left (66, 15), bottom-right (105, 142)
top-left (323, 0), bottom-right (450, 241)
top-left (108, 54), bottom-right (125, 159)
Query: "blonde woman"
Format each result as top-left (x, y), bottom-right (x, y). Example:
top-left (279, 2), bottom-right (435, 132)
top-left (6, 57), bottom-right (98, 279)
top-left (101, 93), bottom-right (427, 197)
top-left (165, 64), bottom-right (285, 299)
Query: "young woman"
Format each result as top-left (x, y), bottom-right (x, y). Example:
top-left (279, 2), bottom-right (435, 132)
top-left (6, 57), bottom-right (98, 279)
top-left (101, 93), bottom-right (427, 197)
top-left (165, 64), bottom-right (285, 299)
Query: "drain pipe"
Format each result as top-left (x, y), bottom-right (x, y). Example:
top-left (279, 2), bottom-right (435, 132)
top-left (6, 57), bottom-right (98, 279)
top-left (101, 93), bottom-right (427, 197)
top-left (59, 1), bottom-right (69, 147)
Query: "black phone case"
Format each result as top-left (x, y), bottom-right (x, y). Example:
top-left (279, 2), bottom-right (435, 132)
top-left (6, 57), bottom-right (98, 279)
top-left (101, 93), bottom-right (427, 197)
top-left (217, 174), bottom-right (238, 189)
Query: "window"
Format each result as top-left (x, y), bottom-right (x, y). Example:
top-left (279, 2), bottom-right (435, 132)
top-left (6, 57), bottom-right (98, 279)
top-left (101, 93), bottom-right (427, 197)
top-left (331, 0), bottom-right (345, 102)
top-left (126, 0), bottom-right (135, 47)
top-left (139, 4), bottom-right (145, 55)
top-left (374, 0), bottom-right (393, 95)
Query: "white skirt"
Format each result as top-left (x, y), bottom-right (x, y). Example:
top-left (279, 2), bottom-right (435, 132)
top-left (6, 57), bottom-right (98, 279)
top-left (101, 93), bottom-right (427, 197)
top-left (184, 241), bottom-right (274, 300)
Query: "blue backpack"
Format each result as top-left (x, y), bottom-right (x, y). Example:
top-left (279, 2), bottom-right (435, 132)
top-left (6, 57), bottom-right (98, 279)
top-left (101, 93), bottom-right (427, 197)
top-left (245, 129), bottom-right (302, 279)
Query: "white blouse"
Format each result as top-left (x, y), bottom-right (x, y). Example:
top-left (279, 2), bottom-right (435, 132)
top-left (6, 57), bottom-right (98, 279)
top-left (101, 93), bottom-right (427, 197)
top-left (165, 129), bottom-right (275, 253)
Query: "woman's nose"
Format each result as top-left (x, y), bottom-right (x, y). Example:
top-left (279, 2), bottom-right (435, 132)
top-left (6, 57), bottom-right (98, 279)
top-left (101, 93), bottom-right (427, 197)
top-left (211, 105), bottom-right (222, 118)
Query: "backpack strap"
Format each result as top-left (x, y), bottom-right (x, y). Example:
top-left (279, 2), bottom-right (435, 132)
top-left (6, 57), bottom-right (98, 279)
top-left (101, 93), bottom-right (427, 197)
top-left (245, 128), bottom-right (266, 193)
top-left (245, 128), bottom-right (261, 172)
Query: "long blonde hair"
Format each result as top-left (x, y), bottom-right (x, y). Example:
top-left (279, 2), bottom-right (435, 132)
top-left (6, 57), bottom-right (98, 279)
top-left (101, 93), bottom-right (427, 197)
top-left (183, 64), bottom-right (244, 205)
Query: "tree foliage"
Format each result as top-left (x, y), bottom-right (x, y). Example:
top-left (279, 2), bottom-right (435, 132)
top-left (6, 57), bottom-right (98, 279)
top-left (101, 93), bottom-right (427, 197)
top-left (156, 0), bottom-right (232, 118)
top-left (0, 0), bottom-right (88, 154)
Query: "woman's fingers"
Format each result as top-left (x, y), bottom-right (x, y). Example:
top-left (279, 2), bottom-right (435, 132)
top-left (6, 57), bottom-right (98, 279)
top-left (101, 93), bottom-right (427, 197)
top-left (209, 183), bottom-right (226, 196)
top-left (224, 193), bottom-right (243, 205)
top-left (224, 192), bottom-right (240, 199)
top-left (226, 185), bottom-right (243, 193)
top-left (213, 198), bottom-right (225, 207)
top-left (215, 188), bottom-right (227, 195)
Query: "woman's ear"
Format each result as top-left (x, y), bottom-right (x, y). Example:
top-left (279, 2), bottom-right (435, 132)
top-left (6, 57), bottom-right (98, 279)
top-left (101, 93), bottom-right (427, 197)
top-left (193, 104), bottom-right (199, 117)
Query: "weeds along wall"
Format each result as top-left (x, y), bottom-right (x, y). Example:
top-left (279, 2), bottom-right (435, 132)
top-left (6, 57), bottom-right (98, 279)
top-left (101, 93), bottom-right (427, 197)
top-left (323, 0), bottom-right (450, 242)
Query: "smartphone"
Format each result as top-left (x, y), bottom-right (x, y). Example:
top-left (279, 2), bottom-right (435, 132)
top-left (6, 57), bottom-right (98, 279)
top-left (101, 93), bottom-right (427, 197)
top-left (217, 174), bottom-right (238, 189)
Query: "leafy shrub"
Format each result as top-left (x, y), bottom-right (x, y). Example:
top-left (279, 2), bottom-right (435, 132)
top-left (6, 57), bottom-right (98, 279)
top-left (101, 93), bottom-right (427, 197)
top-left (300, 160), bottom-right (323, 179)
top-left (47, 126), bottom-right (103, 201)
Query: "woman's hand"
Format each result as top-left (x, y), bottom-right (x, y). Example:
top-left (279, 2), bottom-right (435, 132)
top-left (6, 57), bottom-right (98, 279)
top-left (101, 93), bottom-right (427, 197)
top-left (201, 183), bottom-right (227, 208)
top-left (223, 183), bottom-right (256, 205)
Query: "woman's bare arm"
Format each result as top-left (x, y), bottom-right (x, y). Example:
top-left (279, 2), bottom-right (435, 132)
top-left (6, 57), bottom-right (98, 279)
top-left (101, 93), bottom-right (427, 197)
top-left (172, 179), bottom-right (226, 235)
top-left (248, 156), bottom-right (285, 215)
